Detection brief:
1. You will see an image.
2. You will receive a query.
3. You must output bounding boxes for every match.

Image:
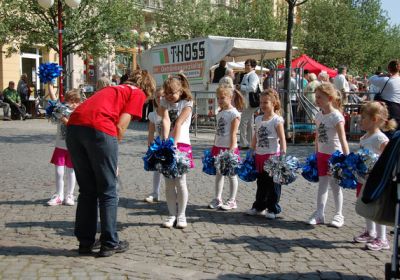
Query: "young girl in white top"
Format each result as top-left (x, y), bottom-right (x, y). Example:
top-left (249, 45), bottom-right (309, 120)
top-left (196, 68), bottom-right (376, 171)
top-left (354, 101), bottom-right (396, 251)
top-left (160, 74), bottom-right (194, 229)
top-left (47, 89), bottom-right (81, 206)
top-left (208, 86), bottom-right (244, 210)
top-left (144, 88), bottom-right (164, 203)
top-left (308, 83), bottom-right (350, 227)
top-left (246, 89), bottom-right (286, 219)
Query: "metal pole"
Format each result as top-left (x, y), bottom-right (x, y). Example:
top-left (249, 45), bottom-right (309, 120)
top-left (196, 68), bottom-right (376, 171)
top-left (58, 0), bottom-right (64, 102)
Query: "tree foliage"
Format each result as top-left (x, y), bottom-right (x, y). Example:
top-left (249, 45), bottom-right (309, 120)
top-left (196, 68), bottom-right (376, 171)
top-left (0, 0), bottom-right (144, 60)
top-left (298, 0), bottom-right (400, 74)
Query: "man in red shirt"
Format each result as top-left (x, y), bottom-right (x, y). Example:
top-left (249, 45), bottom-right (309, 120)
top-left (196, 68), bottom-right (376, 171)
top-left (66, 70), bottom-right (155, 257)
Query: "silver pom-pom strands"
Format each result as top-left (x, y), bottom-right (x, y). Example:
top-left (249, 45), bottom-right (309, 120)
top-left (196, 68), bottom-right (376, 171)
top-left (264, 155), bottom-right (300, 185)
top-left (214, 150), bottom-right (240, 176)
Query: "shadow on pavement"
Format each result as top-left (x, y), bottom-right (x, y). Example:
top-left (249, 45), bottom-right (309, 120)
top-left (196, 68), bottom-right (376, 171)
top-left (5, 221), bottom-right (75, 236)
top-left (0, 134), bottom-right (54, 144)
top-left (210, 235), bottom-right (350, 254)
top-left (0, 245), bottom-right (78, 257)
top-left (215, 271), bottom-right (376, 280)
top-left (0, 199), bottom-right (48, 205)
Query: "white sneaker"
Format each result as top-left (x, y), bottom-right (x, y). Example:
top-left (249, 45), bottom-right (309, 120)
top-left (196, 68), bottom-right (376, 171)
top-left (144, 195), bottom-right (159, 203)
top-left (330, 214), bottom-right (344, 228)
top-left (162, 216), bottom-right (176, 228)
top-left (245, 208), bottom-right (266, 216)
top-left (47, 194), bottom-right (63, 206)
top-left (307, 211), bottom-right (325, 225)
top-left (265, 212), bottom-right (277, 220)
top-left (220, 199), bottom-right (237, 211)
top-left (176, 216), bottom-right (187, 229)
top-left (208, 198), bottom-right (222, 209)
top-left (64, 194), bottom-right (75, 206)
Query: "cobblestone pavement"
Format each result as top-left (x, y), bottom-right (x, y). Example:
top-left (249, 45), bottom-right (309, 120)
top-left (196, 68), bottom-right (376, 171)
top-left (0, 119), bottom-right (392, 279)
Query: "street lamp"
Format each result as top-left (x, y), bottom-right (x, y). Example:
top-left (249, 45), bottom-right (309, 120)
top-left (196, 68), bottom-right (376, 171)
top-left (37, 0), bottom-right (81, 102)
top-left (130, 29), bottom-right (151, 72)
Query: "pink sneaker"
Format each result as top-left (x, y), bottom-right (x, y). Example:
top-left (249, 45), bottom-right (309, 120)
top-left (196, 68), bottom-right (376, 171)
top-left (354, 231), bottom-right (376, 243)
top-left (366, 238), bottom-right (390, 251)
top-left (47, 194), bottom-right (62, 206)
top-left (220, 199), bottom-right (237, 210)
top-left (307, 212), bottom-right (325, 225)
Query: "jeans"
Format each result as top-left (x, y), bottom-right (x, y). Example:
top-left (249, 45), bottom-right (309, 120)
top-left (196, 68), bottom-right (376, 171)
top-left (66, 125), bottom-right (119, 247)
top-left (252, 172), bottom-right (281, 214)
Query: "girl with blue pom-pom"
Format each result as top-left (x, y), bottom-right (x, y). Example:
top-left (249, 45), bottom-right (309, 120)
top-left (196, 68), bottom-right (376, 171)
top-left (47, 84), bottom-right (81, 206)
top-left (208, 85), bottom-right (244, 210)
top-left (144, 88), bottom-right (164, 203)
top-left (246, 89), bottom-right (286, 220)
top-left (354, 101), bottom-right (395, 251)
top-left (307, 83), bottom-right (349, 228)
top-left (159, 73), bottom-right (194, 229)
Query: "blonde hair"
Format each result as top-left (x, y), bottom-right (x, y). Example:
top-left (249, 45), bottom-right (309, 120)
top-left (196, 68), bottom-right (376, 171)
top-left (163, 73), bottom-right (193, 101)
top-left (125, 69), bottom-right (156, 98)
top-left (64, 89), bottom-right (81, 103)
top-left (260, 88), bottom-right (281, 115)
top-left (360, 101), bottom-right (397, 131)
top-left (216, 85), bottom-right (244, 111)
top-left (315, 82), bottom-right (342, 111)
top-left (152, 87), bottom-right (164, 108)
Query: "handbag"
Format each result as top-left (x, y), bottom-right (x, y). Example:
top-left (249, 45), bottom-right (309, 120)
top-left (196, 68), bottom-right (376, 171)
top-left (355, 180), bottom-right (397, 226)
top-left (249, 84), bottom-right (261, 108)
top-left (373, 78), bottom-right (390, 101)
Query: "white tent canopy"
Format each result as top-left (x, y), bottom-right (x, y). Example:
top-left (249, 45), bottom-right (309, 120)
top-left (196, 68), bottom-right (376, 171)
top-left (139, 35), bottom-right (297, 87)
top-left (210, 61), bottom-right (269, 72)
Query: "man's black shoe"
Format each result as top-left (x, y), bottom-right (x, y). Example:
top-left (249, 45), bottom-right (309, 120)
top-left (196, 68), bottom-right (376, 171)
top-left (97, 240), bottom-right (129, 257)
top-left (92, 239), bottom-right (101, 250)
top-left (78, 244), bottom-right (94, 255)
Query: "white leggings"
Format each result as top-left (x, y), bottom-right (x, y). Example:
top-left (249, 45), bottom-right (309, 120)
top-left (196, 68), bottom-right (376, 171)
top-left (55, 166), bottom-right (76, 200)
top-left (151, 171), bottom-right (161, 198)
top-left (366, 219), bottom-right (387, 241)
top-left (164, 175), bottom-right (188, 218)
top-left (316, 176), bottom-right (343, 217)
top-left (214, 174), bottom-right (238, 201)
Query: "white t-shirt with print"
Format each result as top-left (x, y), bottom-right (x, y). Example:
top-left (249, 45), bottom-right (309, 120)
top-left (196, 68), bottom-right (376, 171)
top-left (214, 108), bottom-right (241, 148)
top-left (254, 114), bottom-right (284, 155)
top-left (55, 123), bottom-right (68, 149)
top-left (315, 109), bottom-right (345, 154)
top-left (148, 111), bottom-right (162, 137)
top-left (360, 130), bottom-right (388, 155)
top-left (160, 98), bottom-right (193, 145)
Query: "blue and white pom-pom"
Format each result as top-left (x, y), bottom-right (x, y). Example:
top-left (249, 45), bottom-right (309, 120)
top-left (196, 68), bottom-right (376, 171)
top-left (237, 151), bottom-right (258, 182)
top-left (38, 63), bottom-right (63, 84)
top-left (264, 155), bottom-right (300, 185)
top-left (46, 102), bottom-right (72, 124)
top-left (143, 137), bottom-right (175, 172)
top-left (301, 153), bottom-right (319, 183)
top-left (143, 137), bottom-right (190, 178)
top-left (354, 148), bottom-right (379, 179)
top-left (329, 150), bottom-right (357, 189)
top-left (202, 149), bottom-right (216, 175)
top-left (214, 150), bottom-right (240, 176)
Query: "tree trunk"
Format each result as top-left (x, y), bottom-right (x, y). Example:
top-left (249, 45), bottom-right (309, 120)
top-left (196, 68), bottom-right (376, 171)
top-left (283, 1), bottom-right (295, 139)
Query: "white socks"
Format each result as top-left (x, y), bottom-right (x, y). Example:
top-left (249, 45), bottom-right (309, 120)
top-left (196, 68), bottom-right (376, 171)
top-left (55, 166), bottom-right (76, 199)
top-left (152, 171), bottom-right (161, 198)
top-left (316, 176), bottom-right (343, 217)
top-left (164, 175), bottom-right (188, 218)
top-left (215, 174), bottom-right (238, 201)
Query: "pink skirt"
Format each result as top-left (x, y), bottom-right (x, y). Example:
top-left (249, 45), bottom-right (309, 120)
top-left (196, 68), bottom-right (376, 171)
top-left (211, 146), bottom-right (240, 159)
top-left (50, 147), bottom-right (74, 168)
top-left (316, 152), bottom-right (331, 177)
top-left (255, 153), bottom-right (278, 173)
top-left (177, 143), bottom-right (195, 168)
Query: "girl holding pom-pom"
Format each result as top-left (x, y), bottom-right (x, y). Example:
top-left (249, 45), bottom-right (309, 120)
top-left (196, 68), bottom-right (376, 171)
top-left (246, 89), bottom-right (286, 220)
top-left (208, 86), bottom-right (244, 210)
top-left (160, 73), bottom-right (194, 229)
top-left (308, 83), bottom-right (349, 228)
top-left (144, 88), bottom-right (164, 203)
top-left (354, 101), bottom-right (396, 251)
top-left (47, 85), bottom-right (81, 206)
